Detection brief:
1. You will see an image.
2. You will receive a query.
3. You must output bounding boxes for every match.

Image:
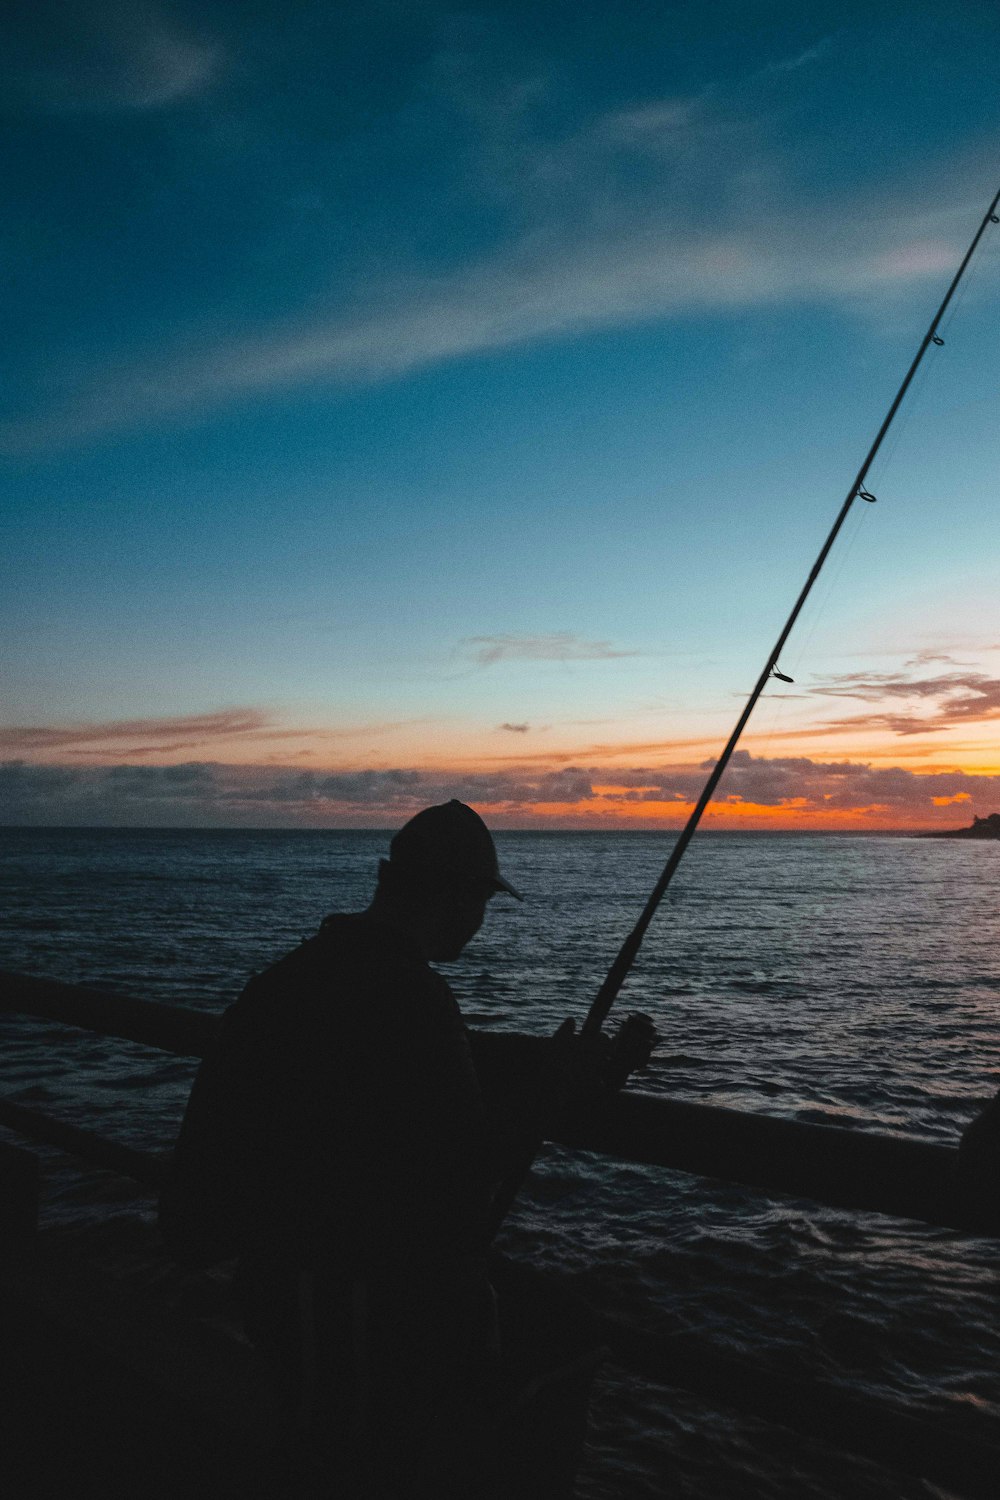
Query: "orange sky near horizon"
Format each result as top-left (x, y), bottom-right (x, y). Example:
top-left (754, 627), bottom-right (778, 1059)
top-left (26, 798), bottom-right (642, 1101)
top-left (6, 684), bottom-right (1000, 830)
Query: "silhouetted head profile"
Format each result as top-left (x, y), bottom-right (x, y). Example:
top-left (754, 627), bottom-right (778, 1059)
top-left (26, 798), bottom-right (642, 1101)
top-left (371, 800), bottom-right (522, 961)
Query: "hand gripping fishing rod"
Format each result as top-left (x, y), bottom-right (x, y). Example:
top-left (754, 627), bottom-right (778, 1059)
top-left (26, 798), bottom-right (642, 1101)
top-left (583, 183), bottom-right (1000, 1038)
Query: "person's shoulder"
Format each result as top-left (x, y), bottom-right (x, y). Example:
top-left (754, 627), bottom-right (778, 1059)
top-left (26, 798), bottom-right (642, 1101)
top-left (237, 929), bottom-right (330, 1000)
top-left (223, 913), bottom-right (461, 1036)
top-left (239, 912), bottom-right (372, 992)
top-left (328, 915), bottom-right (464, 1024)
top-left (219, 924), bottom-right (343, 1040)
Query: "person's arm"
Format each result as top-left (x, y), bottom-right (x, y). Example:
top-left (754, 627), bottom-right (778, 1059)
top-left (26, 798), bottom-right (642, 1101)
top-left (469, 1012), bottom-right (658, 1143)
top-left (467, 1014), bottom-right (659, 1242)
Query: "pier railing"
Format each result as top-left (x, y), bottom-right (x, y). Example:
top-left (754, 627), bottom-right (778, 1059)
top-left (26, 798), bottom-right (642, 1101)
top-left (1, 967), bottom-right (999, 1499)
top-left (0, 967), bottom-right (993, 1234)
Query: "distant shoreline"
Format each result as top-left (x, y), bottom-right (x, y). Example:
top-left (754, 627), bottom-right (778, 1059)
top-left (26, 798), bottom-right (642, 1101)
top-left (919, 813), bottom-right (1000, 841)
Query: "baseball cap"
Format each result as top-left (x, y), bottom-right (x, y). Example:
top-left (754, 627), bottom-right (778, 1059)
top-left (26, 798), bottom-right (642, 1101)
top-left (389, 800), bottom-right (523, 900)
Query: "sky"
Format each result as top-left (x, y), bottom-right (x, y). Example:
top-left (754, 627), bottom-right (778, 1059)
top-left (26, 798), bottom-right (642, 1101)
top-left (3, 0), bottom-right (1000, 830)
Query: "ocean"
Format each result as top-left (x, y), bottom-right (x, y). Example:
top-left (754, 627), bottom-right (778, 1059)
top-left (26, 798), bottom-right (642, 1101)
top-left (1, 825), bottom-right (999, 1497)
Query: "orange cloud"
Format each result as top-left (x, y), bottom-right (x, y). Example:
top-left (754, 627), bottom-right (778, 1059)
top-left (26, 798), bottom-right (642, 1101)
top-left (811, 669), bottom-right (1000, 735)
top-left (0, 708), bottom-right (419, 765)
top-left (0, 709), bottom-right (274, 753)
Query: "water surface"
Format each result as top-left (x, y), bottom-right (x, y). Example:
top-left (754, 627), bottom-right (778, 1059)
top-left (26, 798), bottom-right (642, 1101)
top-left (1, 826), bottom-right (997, 1496)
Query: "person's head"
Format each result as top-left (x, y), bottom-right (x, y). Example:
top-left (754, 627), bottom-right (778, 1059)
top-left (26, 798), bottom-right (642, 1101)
top-left (372, 800), bottom-right (522, 961)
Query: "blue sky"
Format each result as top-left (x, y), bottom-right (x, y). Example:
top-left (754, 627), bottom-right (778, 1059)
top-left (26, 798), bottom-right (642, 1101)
top-left (3, 1), bottom-right (1000, 827)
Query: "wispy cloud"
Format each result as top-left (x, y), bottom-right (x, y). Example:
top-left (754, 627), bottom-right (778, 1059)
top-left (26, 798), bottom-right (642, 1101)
top-left (599, 98), bottom-right (696, 144)
top-left (903, 649), bottom-right (968, 668)
top-left (811, 669), bottom-right (1000, 735)
top-left (0, 709), bottom-right (274, 754)
top-left (0, 708), bottom-right (434, 761)
top-left (463, 633), bottom-right (638, 668)
top-left (498, 722), bottom-right (531, 733)
top-left (3, 206), bottom-right (966, 454)
top-left (765, 38), bottom-right (833, 75)
top-left (3, 60), bottom-right (993, 455)
top-left (9, 2), bottom-right (219, 114)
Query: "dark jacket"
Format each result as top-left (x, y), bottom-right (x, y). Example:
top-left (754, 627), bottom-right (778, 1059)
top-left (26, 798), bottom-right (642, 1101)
top-left (159, 915), bottom-right (600, 1495)
top-left (160, 913), bottom-right (512, 1278)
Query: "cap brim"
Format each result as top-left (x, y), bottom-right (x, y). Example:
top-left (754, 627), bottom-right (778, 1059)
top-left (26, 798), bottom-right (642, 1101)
top-left (493, 874), bottom-right (524, 901)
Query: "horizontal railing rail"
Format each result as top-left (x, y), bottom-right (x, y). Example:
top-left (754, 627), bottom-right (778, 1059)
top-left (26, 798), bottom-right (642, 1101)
top-left (0, 970), bottom-right (218, 1057)
top-left (1, 967), bottom-right (993, 1235)
top-left (0, 1094), bottom-right (168, 1190)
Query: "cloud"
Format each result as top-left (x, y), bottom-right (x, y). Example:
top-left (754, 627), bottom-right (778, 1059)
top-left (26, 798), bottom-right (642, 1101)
top-left (0, 708), bottom-right (277, 755)
top-left (463, 633), bottom-right (638, 667)
top-left (903, 650), bottom-right (966, 668)
top-left (4, 65), bottom-right (994, 455)
top-left (811, 670), bottom-right (1000, 735)
top-left (765, 39), bottom-right (833, 74)
top-left (587, 750), bottom-right (1000, 819)
top-left (599, 98), bottom-right (696, 144)
top-left (4, 750), bottom-right (1000, 828)
top-left (0, 759), bottom-right (599, 825)
top-left (0, 757), bottom-right (220, 820)
top-left (484, 732), bottom-right (748, 765)
top-left (7, 2), bottom-right (219, 114)
top-left (872, 241), bottom-right (962, 279)
top-left (705, 751), bottom-right (1000, 816)
top-left (104, 761), bottom-right (215, 787)
top-left (0, 709), bottom-right (446, 763)
top-left (498, 722), bottom-right (531, 733)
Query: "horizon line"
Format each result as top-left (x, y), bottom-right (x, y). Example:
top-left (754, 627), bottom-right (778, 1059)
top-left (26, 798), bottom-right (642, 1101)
top-left (0, 822), bottom-right (955, 836)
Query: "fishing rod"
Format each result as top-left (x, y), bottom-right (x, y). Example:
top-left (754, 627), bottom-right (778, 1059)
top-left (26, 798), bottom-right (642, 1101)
top-left (583, 183), bottom-right (1000, 1038)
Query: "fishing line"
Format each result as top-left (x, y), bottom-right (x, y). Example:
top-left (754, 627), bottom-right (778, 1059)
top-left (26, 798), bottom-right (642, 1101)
top-left (876, 210), bottom-right (998, 473)
top-left (749, 500), bottom-right (872, 762)
top-left (583, 183), bottom-right (1000, 1036)
top-left (787, 499), bottom-right (868, 676)
top-left (853, 230), bottom-right (991, 550)
top-left (938, 211), bottom-right (994, 331)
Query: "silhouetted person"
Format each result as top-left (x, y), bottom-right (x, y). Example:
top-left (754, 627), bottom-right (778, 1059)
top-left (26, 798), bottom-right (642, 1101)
top-left (160, 800), bottom-right (654, 1498)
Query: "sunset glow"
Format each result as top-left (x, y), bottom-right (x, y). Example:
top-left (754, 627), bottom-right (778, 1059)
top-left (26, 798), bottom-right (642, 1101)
top-left (3, 4), bottom-right (1000, 832)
